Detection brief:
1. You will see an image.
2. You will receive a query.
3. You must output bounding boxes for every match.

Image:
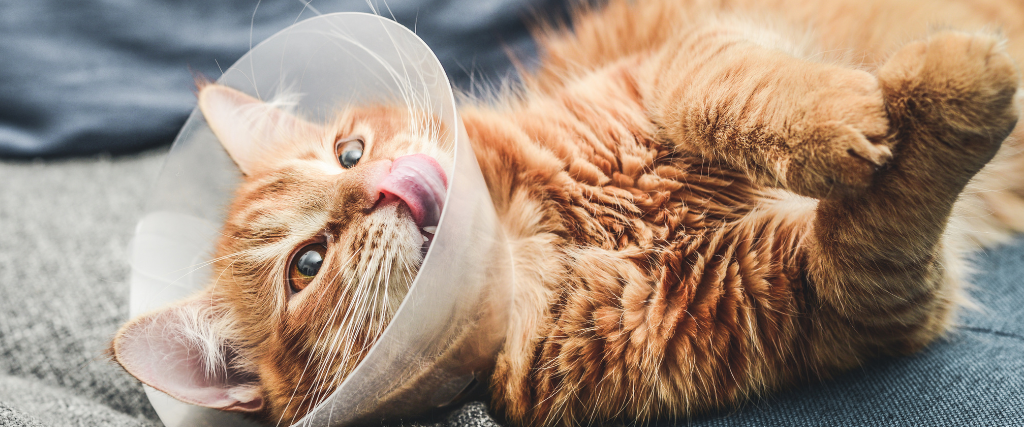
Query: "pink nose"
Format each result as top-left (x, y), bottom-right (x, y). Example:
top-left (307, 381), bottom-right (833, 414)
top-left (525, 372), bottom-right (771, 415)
top-left (375, 154), bottom-right (448, 227)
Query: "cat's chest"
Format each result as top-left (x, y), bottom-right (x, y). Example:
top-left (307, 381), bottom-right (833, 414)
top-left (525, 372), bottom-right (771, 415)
top-left (466, 64), bottom-right (765, 253)
top-left (551, 140), bottom-right (762, 252)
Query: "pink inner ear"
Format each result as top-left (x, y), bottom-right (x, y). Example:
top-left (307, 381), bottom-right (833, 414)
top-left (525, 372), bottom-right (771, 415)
top-left (198, 84), bottom-right (321, 176)
top-left (113, 299), bottom-right (264, 413)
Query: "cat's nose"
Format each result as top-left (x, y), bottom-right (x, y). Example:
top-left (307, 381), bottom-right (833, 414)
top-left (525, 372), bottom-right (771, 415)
top-left (375, 154), bottom-right (448, 227)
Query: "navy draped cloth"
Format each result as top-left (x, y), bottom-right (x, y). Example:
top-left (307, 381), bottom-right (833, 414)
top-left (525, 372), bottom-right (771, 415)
top-left (0, 0), bottom-right (569, 158)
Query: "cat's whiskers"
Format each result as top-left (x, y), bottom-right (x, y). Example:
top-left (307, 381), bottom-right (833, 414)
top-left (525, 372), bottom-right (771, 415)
top-left (316, 7), bottom-right (440, 135)
top-left (302, 250), bottom-right (389, 414)
top-left (278, 249), bottom-right (359, 427)
top-left (288, 226), bottom-right (410, 422)
top-left (370, 251), bottom-right (388, 338)
top-left (206, 252), bottom-right (250, 296)
top-left (306, 264), bottom-right (366, 400)
top-left (164, 249), bottom-right (248, 296)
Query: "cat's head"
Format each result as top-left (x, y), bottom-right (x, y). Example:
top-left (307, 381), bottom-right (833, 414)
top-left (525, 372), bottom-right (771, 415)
top-left (111, 84), bottom-right (452, 422)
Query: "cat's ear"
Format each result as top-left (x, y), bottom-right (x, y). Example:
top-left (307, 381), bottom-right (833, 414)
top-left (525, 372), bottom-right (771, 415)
top-left (198, 84), bottom-right (319, 175)
top-left (110, 296), bottom-right (263, 413)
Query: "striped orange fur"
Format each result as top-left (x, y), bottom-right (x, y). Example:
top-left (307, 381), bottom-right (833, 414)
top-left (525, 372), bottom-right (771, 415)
top-left (111, 0), bottom-right (1024, 426)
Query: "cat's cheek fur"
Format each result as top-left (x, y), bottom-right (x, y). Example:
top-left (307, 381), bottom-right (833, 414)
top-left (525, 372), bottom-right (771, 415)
top-left (255, 204), bottom-right (426, 422)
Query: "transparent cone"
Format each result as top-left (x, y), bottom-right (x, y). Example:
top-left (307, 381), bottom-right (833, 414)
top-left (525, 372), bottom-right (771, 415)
top-left (129, 13), bottom-right (512, 427)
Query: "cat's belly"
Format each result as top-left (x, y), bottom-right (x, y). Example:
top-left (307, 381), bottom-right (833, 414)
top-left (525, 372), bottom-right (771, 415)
top-left (490, 145), bottom-right (821, 424)
top-left (463, 63), bottom-right (822, 425)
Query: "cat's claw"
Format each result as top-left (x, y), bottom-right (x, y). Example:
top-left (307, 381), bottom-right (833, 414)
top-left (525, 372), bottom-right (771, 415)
top-left (847, 137), bottom-right (892, 168)
top-left (779, 66), bottom-right (895, 199)
top-left (785, 114), bottom-right (893, 198)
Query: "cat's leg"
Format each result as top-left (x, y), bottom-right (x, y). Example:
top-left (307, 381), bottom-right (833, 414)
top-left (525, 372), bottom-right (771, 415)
top-left (642, 22), bottom-right (897, 199)
top-left (806, 32), bottom-right (1019, 364)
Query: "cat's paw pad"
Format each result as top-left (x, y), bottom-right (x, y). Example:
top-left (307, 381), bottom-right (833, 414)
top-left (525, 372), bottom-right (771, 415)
top-left (880, 31), bottom-right (1020, 162)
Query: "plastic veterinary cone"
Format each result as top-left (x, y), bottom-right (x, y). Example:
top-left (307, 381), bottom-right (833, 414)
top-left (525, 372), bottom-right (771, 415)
top-left (129, 13), bottom-right (512, 427)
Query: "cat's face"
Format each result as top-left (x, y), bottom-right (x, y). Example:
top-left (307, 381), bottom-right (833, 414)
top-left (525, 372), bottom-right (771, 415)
top-left (111, 84), bottom-right (453, 422)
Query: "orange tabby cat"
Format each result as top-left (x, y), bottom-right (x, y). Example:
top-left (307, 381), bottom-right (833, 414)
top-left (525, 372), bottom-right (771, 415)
top-left (112, 0), bottom-right (1024, 426)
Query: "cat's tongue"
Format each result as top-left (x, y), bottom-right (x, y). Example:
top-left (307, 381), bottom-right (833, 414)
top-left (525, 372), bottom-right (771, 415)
top-left (377, 154), bottom-right (448, 228)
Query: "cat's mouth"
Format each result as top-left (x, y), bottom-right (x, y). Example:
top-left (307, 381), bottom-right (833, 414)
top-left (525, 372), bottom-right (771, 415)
top-left (377, 154), bottom-right (448, 229)
top-left (374, 154), bottom-right (447, 260)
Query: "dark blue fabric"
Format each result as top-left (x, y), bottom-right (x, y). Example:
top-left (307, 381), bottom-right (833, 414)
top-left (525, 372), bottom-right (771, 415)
top-left (675, 239), bottom-right (1024, 426)
top-left (0, 0), bottom-right (571, 158)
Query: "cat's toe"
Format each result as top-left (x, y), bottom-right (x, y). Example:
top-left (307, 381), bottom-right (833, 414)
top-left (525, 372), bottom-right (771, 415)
top-left (786, 124), bottom-right (892, 199)
top-left (846, 132), bottom-right (893, 167)
top-left (880, 31), bottom-right (1020, 168)
top-left (783, 71), bottom-right (894, 199)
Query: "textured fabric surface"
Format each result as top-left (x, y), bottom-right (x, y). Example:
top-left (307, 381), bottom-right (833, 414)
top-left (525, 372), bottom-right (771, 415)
top-left (0, 0), bottom-right (573, 158)
top-left (2, 151), bottom-right (1023, 427)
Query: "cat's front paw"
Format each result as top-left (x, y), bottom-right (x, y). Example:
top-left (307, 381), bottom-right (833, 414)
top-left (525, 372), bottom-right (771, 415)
top-left (879, 31), bottom-right (1020, 172)
top-left (783, 69), bottom-right (894, 199)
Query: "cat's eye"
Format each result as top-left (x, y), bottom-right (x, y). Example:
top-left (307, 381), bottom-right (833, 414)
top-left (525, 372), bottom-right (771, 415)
top-left (289, 243), bottom-right (327, 293)
top-left (336, 138), bottom-right (364, 169)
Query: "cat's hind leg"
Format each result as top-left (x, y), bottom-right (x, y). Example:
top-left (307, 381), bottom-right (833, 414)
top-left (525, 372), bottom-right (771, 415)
top-left (805, 32), bottom-right (1019, 369)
